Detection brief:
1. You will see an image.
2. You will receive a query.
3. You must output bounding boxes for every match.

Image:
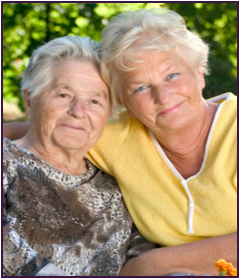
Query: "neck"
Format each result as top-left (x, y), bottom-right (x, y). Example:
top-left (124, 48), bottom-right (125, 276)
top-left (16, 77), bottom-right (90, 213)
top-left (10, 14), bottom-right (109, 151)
top-left (15, 131), bottom-right (88, 176)
top-left (154, 101), bottom-right (219, 179)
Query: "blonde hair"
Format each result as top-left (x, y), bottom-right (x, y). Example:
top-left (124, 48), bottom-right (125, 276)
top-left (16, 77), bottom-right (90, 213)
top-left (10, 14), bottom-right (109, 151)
top-left (100, 9), bottom-right (209, 108)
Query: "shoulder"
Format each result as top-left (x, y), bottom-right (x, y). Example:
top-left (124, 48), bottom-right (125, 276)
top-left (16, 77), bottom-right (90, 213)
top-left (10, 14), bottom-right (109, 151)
top-left (218, 93), bottom-right (237, 124)
top-left (88, 110), bottom-right (148, 170)
top-left (87, 111), bottom-right (133, 165)
top-left (3, 137), bottom-right (17, 164)
top-left (3, 137), bottom-right (29, 167)
top-left (208, 93), bottom-right (237, 166)
top-left (209, 93), bottom-right (237, 111)
top-left (103, 110), bottom-right (132, 137)
top-left (3, 137), bottom-right (12, 152)
top-left (88, 159), bottom-right (125, 201)
top-left (93, 166), bottom-right (122, 193)
top-left (223, 93), bottom-right (237, 114)
top-left (95, 110), bottom-right (147, 149)
top-left (91, 168), bottom-right (132, 218)
top-left (3, 138), bottom-right (19, 191)
top-left (209, 93), bottom-right (237, 128)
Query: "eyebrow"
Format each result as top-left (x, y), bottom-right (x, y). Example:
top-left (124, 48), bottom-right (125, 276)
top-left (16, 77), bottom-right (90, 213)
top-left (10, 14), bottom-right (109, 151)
top-left (54, 84), bottom-right (108, 99)
top-left (90, 91), bottom-right (108, 99)
top-left (129, 80), bottom-right (145, 86)
top-left (51, 84), bottom-right (72, 91)
top-left (58, 84), bottom-right (75, 92)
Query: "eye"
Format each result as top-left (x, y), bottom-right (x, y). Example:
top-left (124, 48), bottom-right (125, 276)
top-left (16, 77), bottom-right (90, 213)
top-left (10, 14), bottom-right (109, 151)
top-left (59, 93), bottom-right (69, 98)
top-left (166, 73), bottom-right (179, 81)
top-left (134, 85), bottom-right (147, 93)
top-left (91, 99), bottom-right (100, 105)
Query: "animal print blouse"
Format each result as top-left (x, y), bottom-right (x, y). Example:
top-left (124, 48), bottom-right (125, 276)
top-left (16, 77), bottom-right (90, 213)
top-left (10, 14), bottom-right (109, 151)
top-left (3, 138), bottom-right (155, 276)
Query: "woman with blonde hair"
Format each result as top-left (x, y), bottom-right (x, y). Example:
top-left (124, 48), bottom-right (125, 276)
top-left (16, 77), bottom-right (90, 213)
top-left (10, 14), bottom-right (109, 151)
top-left (89, 9), bottom-right (237, 275)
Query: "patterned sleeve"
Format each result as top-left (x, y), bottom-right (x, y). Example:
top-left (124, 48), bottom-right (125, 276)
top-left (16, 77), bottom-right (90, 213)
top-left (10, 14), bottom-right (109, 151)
top-left (3, 169), bottom-right (50, 276)
top-left (126, 224), bottom-right (159, 262)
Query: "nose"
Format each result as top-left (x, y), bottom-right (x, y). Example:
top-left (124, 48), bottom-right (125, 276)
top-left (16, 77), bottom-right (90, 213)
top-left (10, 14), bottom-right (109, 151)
top-left (152, 85), bottom-right (173, 105)
top-left (67, 98), bottom-right (87, 118)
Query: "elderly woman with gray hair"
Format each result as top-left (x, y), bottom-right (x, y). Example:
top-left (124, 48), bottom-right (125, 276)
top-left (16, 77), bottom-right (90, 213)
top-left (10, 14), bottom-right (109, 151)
top-left (4, 9), bottom-right (237, 276)
top-left (3, 36), bottom-right (154, 276)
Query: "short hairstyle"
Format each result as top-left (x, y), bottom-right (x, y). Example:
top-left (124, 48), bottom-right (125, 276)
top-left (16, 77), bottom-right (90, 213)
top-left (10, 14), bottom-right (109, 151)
top-left (21, 36), bottom-right (101, 100)
top-left (100, 9), bottom-right (209, 108)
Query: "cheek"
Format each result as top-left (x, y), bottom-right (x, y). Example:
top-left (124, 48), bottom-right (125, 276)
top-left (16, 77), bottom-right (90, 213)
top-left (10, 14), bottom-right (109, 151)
top-left (90, 112), bottom-right (109, 134)
top-left (98, 113), bottom-right (109, 129)
top-left (33, 106), bottom-right (60, 134)
top-left (177, 78), bottom-right (202, 99)
top-left (173, 78), bottom-right (191, 95)
top-left (131, 95), bottom-right (152, 112)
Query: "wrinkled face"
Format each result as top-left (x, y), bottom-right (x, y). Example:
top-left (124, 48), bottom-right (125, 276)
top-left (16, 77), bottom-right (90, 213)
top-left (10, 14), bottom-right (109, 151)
top-left (116, 48), bottom-right (205, 133)
top-left (26, 60), bottom-right (110, 152)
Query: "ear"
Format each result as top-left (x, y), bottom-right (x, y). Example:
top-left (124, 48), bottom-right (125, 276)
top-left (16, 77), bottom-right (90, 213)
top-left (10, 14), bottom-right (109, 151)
top-left (197, 71), bottom-right (205, 90)
top-left (23, 90), bottom-right (32, 121)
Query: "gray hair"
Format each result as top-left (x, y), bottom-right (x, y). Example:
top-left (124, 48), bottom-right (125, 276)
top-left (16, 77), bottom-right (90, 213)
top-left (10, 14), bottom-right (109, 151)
top-left (21, 36), bottom-right (101, 101)
top-left (100, 9), bottom-right (209, 108)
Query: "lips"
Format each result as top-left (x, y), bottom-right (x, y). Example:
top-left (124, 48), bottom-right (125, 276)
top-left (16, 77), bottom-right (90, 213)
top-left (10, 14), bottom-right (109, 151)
top-left (159, 101), bottom-right (184, 115)
top-left (60, 123), bottom-right (86, 131)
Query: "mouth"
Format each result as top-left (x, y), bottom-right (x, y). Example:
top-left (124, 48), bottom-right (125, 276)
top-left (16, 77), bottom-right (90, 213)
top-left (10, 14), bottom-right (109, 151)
top-left (60, 124), bottom-right (86, 131)
top-left (159, 101), bottom-right (184, 115)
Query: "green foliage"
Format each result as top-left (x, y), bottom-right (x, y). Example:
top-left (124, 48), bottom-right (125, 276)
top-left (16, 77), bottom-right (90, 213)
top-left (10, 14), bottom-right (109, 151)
top-left (3, 3), bottom-right (237, 111)
top-left (165, 2), bottom-right (237, 98)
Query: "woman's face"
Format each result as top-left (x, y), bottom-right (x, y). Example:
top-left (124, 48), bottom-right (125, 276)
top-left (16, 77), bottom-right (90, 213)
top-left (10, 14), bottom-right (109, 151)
top-left (116, 48), bottom-right (206, 133)
top-left (26, 60), bottom-right (110, 153)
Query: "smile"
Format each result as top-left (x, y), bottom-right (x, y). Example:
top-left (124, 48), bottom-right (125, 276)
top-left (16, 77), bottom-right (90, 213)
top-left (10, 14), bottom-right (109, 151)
top-left (60, 124), bottom-right (86, 131)
top-left (159, 101), bottom-right (184, 115)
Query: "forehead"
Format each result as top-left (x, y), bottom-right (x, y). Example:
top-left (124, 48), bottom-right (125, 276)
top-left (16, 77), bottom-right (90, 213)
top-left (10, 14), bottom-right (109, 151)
top-left (121, 48), bottom-right (192, 77)
top-left (50, 60), bottom-right (109, 95)
top-left (130, 47), bottom-right (187, 64)
top-left (117, 50), bottom-right (170, 80)
top-left (52, 60), bottom-right (100, 80)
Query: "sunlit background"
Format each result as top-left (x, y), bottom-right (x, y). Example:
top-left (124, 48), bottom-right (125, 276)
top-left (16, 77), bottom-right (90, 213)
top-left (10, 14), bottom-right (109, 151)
top-left (3, 2), bottom-right (237, 122)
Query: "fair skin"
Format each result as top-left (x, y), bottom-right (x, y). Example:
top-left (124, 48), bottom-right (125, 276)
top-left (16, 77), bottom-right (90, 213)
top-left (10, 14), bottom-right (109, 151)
top-left (3, 49), bottom-right (237, 276)
top-left (119, 233), bottom-right (237, 276)
top-left (115, 47), bottom-right (236, 276)
top-left (15, 60), bottom-right (110, 175)
top-left (118, 47), bottom-right (218, 178)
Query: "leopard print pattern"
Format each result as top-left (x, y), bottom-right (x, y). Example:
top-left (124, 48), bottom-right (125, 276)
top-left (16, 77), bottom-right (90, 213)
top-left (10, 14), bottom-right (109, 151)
top-left (3, 138), bottom-right (132, 276)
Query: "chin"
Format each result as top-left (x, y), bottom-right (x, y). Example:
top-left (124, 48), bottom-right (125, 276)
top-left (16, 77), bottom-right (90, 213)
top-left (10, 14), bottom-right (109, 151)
top-left (157, 117), bottom-right (190, 131)
top-left (58, 144), bottom-right (86, 151)
top-left (54, 137), bottom-right (89, 151)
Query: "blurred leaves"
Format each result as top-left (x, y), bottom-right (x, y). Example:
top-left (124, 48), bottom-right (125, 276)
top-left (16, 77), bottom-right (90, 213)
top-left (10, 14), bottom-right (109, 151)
top-left (3, 2), bottom-right (237, 111)
top-left (166, 2), bottom-right (237, 98)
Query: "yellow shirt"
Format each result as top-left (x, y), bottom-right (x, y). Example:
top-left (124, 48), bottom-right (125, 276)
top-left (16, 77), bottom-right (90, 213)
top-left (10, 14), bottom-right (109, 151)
top-left (87, 93), bottom-right (237, 246)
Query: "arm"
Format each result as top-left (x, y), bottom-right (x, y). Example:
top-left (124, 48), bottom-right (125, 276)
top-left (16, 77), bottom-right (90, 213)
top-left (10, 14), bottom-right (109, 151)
top-left (120, 233), bottom-right (237, 276)
top-left (126, 224), bottom-right (159, 262)
top-left (3, 122), bottom-right (30, 140)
